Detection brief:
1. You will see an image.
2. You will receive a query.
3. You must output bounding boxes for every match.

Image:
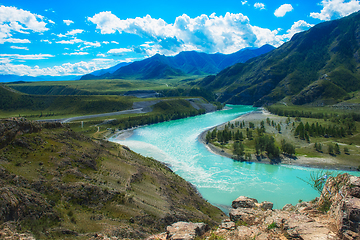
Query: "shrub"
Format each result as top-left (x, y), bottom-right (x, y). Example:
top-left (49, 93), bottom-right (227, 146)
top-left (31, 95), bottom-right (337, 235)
top-left (267, 222), bottom-right (278, 230)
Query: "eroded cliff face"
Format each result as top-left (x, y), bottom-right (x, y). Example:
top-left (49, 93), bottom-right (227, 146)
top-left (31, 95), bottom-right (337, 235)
top-left (148, 173), bottom-right (360, 240)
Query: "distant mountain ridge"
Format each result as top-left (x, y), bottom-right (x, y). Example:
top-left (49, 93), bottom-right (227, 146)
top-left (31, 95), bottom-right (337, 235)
top-left (198, 11), bottom-right (360, 106)
top-left (0, 74), bottom-right (80, 83)
top-left (80, 44), bottom-right (275, 80)
top-left (88, 62), bottom-right (131, 77)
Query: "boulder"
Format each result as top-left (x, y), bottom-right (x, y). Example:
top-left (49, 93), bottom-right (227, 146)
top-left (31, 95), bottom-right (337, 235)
top-left (145, 232), bottom-right (167, 240)
top-left (257, 201), bottom-right (273, 210)
top-left (319, 174), bottom-right (360, 238)
top-left (229, 208), bottom-right (259, 223)
top-left (219, 219), bottom-right (236, 230)
top-left (235, 226), bottom-right (262, 239)
top-left (282, 204), bottom-right (294, 211)
top-left (232, 196), bottom-right (258, 209)
top-left (166, 222), bottom-right (209, 240)
top-left (349, 176), bottom-right (360, 198)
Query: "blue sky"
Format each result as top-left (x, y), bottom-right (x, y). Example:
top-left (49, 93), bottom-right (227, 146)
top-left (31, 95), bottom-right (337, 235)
top-left (1, 0), bottom-right (360, 76)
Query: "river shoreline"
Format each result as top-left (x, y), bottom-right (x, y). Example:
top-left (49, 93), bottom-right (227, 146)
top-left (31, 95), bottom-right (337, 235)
top-left (198, 109), bottom-right (360, 172)
top-left (110, 108), bottom-right (359, 172)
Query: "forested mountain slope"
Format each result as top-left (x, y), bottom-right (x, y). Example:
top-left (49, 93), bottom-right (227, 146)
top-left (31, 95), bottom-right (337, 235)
top-left (199, 11), bottom-right (360, 106)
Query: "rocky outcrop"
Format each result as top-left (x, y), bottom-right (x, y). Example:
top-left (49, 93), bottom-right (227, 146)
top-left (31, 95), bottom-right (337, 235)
top-left (232, 196), bottom-right (258, 209)
top-left (217, 197), bottom-right (339, 239)
top-left (145, 222), bottom-right (209, 240)
top-left (148, 174), bottom-right (360, 239)
top-left (0, 187), bottom-right (55, 223)
top-left (0, 118), bottom-right (62, 150)
top-left (0, 222), bottom-right (35, 240)
top-left (319, 173), bottom-right (360, 239)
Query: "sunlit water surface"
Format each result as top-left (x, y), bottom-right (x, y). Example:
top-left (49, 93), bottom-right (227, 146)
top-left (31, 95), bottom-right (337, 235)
top-left (109, 105), bottom-right (358, 212)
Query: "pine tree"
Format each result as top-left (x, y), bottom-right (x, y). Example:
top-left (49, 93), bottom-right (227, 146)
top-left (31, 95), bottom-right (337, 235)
top-left (233, 141), bottom-right (245, 159)
top-left (239, 132), bottom-right (244, 141)
top-left (305, 132), bottom-right (310, 142)
top-left (205, 131), bottom-right (211, 143)
top-left (328, 144), bottom-right (334, 155)
top-left (334, 143), bottom-right (340, 155)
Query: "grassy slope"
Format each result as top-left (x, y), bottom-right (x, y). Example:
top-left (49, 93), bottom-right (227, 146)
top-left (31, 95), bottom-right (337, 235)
top-left (0, 84), bottom-right (135, 119)
top-left (6, 77), bottom-right (206, 96)
top-left (0, 119), bottom-right (224, 239)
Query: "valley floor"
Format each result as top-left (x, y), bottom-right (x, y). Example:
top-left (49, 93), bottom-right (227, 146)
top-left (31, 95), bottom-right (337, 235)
top-left (199, 109), bottom-right (360, 172)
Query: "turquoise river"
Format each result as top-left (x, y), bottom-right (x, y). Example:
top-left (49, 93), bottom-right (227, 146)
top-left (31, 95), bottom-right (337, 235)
top-left (109, 105), bottom-right (358, 212)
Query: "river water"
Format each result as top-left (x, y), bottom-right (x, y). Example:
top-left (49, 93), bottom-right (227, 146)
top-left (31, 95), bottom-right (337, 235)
top-left (109, 105), bottom-right (354, 212)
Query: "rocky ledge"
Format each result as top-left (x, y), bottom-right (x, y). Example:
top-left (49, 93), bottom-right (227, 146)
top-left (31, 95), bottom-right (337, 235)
top-left (147, 173), bottom-right (360, 240)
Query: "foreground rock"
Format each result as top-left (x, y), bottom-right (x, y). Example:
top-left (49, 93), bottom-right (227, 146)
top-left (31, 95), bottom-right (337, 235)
top-left (319, 174), bottom-right (360, 239)
top-left (146, 222), bottom-right (209, 240)
top-left (148, 173), bottom-right (360, 239)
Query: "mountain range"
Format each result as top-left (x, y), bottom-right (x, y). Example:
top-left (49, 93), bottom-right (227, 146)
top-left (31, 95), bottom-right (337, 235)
top-left (199, 11), bottom-right (360, 106)
top-left (0, 74), bottom-right (81, 83)
top-left (80, 45), bottom-right (275, 80)
top-left (87, 62), bottom-right (131, 77)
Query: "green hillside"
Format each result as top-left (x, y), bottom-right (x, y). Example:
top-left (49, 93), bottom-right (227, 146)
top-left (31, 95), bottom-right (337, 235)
top-left (6, 79), bottom-right (172, 96)
top-left (0, 119), bottom-right (224, 239)
top-left (0, 84), bottom-right (133, 118)
top-left (199, 11), bottom-right (360, 106)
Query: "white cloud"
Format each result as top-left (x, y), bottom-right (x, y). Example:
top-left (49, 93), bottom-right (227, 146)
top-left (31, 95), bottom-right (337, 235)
top-left (107, 48), bottom-right (133, 55)
top-left (242, 1), bottom-right (248, 5)
top-left (66, 29), bottom-right (84, 35)
top-left (41, 39), bottom-right (52, 44)
top-left (0, 58), bottom-right (123, 76)
top-left (251, 26), bottom-right (283, 47)
top-left (55, 38), bottom-right (100, 48)
top-left (88, 11), bottom-right (315, 56)
top-left (84, 41), bottom-right (100, 47)
top-left (310, 0), bottom-right (360, 20)
top-left (0, 6), bottom-right (49, 44)
top-left (0, 38), bottom-right (31, 44)
top-left (63, 19), bottom-right (74, 26)
top-left (274, 4), bottom-right (294, 17)
top-left (111, 41), bottom-right (119, 44)
top-left (57, 29), bottom-right (84, 37)
top-left (49, 20), bottom-right (55, 24)
top-left (90, 11), bottom-right (313, 55)
top-left (88, 12), bottom-right (259, 54)
top-left (80, 46), bottom-right (91, 51)
top-left (96, 53), bottom-right (106, 57)
top-left (283, 20), bottom-right (314, 39)
top-left (254, 3), bottom-right (265, 10)
top-left (0, 53), bottom-right (54, 60)
top-left (10, 46), bottom-right (29, 50)
top-left (102, 41), bottom-right (109, 44)
top-left (63, 52), bottom-right (89, 56)
top-left (56, 38), bottom-right (83, 44)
